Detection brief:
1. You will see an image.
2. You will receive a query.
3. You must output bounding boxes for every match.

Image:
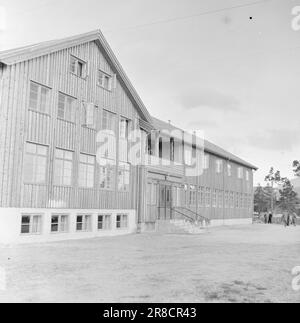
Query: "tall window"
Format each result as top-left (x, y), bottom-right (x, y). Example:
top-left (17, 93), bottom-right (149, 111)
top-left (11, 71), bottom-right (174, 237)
top-left (205, 188), bottom-right (211, 207)
top-left (76, 215), bottom-right (92, 232)
top-left (99, 164), bottom-right (115, 190)
top-left (79, 154), bottom-right (95, 188)
top-left (235, 192), bottom-right (239, 208)
top-left (51, 214), bottom-right (68, 233)
top-left (225, 191), bottom-right (229, 208)
top-left (170, 137), bottom-right (175, 162)
top-left (216, 160), bottom-right (223, 173)
top-left (204, 154), bottom-right (210, 169)
top-left (102, 110), bottom-right (116, 132)
top-left (58, 93), bottom-right (76, 122)
top-left (116, 214), bottom-right (128, 229)
top-left (199, 187), bottom-right (205, 207)
top-left (212, 189), bottom-right (217, 208)
top-left (24, 143), bottom-right (48, 184)
top-left (238, 167), bottom-right (244, 179)
top-left (119, 117), bottom-right (130, 162)
top-left (70, 55), bottom-right (86, 78)
top-left (82, 103), bottom-right (97, 129)
top-left (227, 163), bottom-right (232, 176)
top-left (21, 214), bottom-right (42, 235)
top-left (54, 149), bottom-right (73, 186)
top-left (98, 214), bottom-right (111, 230)
top-left (118, 162), bottom-right (130, 191)
top-left (230, 192), bottom-right (234, 209)
top-left (29, 82), bottom-right (50, 113)
top-left (218, 190), bottom-right (223, 208)
top-left (246, 170), bottom-right (250, 181)
top-left (97, 70), bottom-right (112, 90)
top-left (189, 186), bottom-right (196, 205)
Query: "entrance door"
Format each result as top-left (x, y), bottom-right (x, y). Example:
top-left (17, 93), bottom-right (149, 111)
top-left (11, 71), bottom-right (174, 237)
top-left (158, 184), bottom-right (173, 220)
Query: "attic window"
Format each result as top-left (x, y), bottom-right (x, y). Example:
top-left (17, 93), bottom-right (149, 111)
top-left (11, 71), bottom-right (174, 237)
top-left (70, 55), bottom-right (86, 78)
top-left (97, 70), bottom-right (112, 90)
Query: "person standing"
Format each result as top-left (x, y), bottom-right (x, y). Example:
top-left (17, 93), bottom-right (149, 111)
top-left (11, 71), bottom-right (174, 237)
top-left (268, 212), bottom-right (273, 224)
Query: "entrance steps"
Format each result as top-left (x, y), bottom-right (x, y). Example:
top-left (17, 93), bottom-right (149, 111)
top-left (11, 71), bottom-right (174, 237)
top-left (156, 219), bottom-right (208, 234)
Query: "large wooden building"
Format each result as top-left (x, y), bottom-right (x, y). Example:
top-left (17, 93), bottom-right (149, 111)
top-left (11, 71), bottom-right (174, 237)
top-left (0, 30), bottom-right (257, 243)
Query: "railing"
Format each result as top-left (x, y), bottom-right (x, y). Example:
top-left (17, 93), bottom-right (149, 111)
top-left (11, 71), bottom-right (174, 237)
top-left (170, 207), bottom-right (211, 226)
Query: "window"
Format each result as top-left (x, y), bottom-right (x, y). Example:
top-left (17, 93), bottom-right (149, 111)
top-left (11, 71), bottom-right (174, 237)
top-left (102, 110), bottom-right (116, 132)
top-left (99, 164), bottom-right (115, 190)
top-left (82, 103), bottom-right (97, 129)
top-left (159, 137), bottom-right (163, 159)
top-left (170, 137), bottom-right (175, 162)
top-left (116, 214), bottom-right (128, 229)
top-left (212, 189), bottom-right (217, 207)
top-left (225, 191), bottom-right (229, 208)
top-left (205, 188), bottom-right (211, 207)
top-left (246, 170), bottom-right (250, 181)
top-left (78, 154), bottom-right (95, 188)
top-left (227, 163), bottom-right (232, 176)
top-left (189, 186), bottom-right (196, 205)
top-left (97, 70), bottom-right (112, 90)
top-left (218, 190), bottom-right (223, 208)
top-left (58, 93), bottom-right (76, 122)
top-left (29, 82), bottom-right (50, 113)
top-left (54, 149), bottom-right (73, 186)
top-left (21, 214), bottom-right (42, 235)
top-left (24, 143), bottom-right (48, 184)
top-left (76, 215), bottom-right (92, 232)
top-left (240, 193), bottom-right (244, 209)
top-left (51, 215), bottom-right (68, 233)
top-left (216, 160), bottom-right (223, 173)
top-left (70, 55), bottom-right (86, 78)
top-left (204, 154), bottom-right (210, 169)
top-left (230, 192), bottom-right (234, 209)
top-left (119, 117), bottom-right (130, 162)
top-left (98, 214), bottom-right (111, 230)
top-left (238, 167), bottom-right (244, 179)
top-left (118, 162), bottom-right (130, 191)
top-left (235, 192), bottom-right (239, 208)
top-left (199, 187), bottom-right (205, 207)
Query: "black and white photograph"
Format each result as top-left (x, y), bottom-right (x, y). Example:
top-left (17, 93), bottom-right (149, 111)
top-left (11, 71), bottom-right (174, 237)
top-left (0, 0), bottom-right (300, 306)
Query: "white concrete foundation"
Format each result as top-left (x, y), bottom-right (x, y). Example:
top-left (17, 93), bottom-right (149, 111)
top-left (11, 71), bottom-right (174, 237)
top-left (0, 208), bottom-right (137, 244)
top-left (210, 218), bottom-right (253, 227)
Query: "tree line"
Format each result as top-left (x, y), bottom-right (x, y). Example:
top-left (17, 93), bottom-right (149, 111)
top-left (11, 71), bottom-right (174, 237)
top-left (254, 160), bottom-right (300, 215)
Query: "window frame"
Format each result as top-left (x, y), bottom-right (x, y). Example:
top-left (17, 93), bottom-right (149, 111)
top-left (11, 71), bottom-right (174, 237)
top-left (23, 142), bottom-right (48, 185)
top-left (54, 148), bottom-right (74, 187)
top-left (98, 214), bottom-right (112, 230)
top-left (97, 69), bottom-right (113, 91)
top-left (20, 214), bottom-right (42, 235)
top-left (51, 214), bottom-right (69, 233)
top-left (70, 55), bottom-right (87, 78)
top-left (57, 92), bottom-right (76, 123)
top-left (78, 153), bottom-right (95, 189)
top-left (116, 214), bottom-right (129, 229)
top-left (76, 214), bottom-right (92, 232)
top-left (29, 81), bottom-right (51, 115)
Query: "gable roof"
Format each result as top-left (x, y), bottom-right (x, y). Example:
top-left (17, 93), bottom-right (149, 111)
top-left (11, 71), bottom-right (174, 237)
top-left (0, 30), bottom-right (153, 125)
top-left (152, 117), bottom-right (258, 170)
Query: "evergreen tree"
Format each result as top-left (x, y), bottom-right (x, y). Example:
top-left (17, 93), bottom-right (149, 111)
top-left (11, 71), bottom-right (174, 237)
top-left (254, 185), bottom-right (271, 213)
top-left (277, 178), bottom-right (299, 213)
top-left (293, 160), bottom-right (300, 177)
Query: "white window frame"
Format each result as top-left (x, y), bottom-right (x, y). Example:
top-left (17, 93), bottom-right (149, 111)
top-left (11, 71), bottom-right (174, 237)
top-left (227, 163), bottom-right (232, 176)
top-left (76, 214), bottom-right (92, 232)
top-left (216, 159), bottom-right (223, 173)
top-left (204, 154), bottom-right (210, 169)
top-left (246, 170), bottom-right (250, 181)
top-left (51, 214), bottom-right (69, 233)
top-left (98, 214), bottom-right (111, 230)
top-left (24, 142), bottom-right (48, 184)
top-left (238, 167), bottom-right (244, 179)
top-left (20, 214), bottom-right (42, 235)
top-left (99, 161), bottom-right (115, 190)
top-left (118, 162), bottom-right (130, 191)
top-left (57, 92), bottom-right (76, 123)
top-left (116, 214), bottom-right (128, 229)
top-left (97, 69), bottom-right (112, 90)
top-left (70, 55), bottom-right (86, 78)
top-left (29, 81), bottom-right (50, 114)
top-left (79, 153), bottom-right (95, 188)
top-left (54, 148), bottom-right (73, 186)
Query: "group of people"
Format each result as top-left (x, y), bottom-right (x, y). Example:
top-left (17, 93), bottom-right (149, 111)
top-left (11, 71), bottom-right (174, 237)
top-left (281, 212), bottom-right (298, 227)
top-left (260, 211), bottom-right (298, 227)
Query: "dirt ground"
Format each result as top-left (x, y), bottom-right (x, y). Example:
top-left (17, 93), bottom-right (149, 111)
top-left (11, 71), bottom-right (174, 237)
top-left (0, 224), bottom-right (300, 303)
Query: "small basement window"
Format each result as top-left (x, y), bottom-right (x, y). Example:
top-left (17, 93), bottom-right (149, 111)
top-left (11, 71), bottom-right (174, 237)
top-left (76, 215), bottom-right (92, 232)
top-left (21, 214), bottom-right (42, 235)
top-left (98, 214), bottom-right (111, 230)
top-left (51, 214), bottom-right (68, 233)
top-left (116, 214), bottom-right (128, 229)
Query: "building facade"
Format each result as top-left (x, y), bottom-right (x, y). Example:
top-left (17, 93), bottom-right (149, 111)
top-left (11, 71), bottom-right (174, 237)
top-left (0, 30), bottom-right (257, 244)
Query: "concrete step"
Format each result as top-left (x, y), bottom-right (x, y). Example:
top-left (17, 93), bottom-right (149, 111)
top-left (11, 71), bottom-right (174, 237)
top-left (156, 220), bottom-right (207, 234)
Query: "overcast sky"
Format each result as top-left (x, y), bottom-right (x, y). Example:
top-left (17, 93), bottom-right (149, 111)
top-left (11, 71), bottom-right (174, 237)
top-left (0, 0), bottom-right (299, 185)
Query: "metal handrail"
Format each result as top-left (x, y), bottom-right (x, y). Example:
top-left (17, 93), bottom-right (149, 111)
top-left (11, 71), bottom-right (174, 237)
top-left (169, 207), bottom-right (195, 223)
top-left (173, 206), bottom-right (210, 224)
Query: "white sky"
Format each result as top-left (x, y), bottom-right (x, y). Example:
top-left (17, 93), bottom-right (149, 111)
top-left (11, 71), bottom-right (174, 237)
top-left (0, 0), bottom-right (299, 185)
